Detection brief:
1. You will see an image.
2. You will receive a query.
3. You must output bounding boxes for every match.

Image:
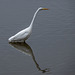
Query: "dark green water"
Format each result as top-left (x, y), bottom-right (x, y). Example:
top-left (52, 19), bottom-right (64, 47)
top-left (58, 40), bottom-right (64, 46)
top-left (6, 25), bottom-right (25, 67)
top-left (0, 0), bottom-right (75, 75)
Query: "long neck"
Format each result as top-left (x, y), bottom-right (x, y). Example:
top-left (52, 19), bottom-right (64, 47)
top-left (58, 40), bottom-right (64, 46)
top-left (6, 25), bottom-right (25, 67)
top-left (29, 8), bottom-right (40, 28)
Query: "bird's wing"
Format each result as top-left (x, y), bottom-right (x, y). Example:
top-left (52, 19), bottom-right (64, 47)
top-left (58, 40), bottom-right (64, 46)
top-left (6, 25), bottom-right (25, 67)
top-left (13, 30), bottom-right (29, 41)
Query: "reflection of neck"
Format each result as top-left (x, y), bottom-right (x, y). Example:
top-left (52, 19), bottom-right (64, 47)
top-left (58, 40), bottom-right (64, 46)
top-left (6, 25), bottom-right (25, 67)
top-left (31, 51), bottom-right (41, 70)
top-left (31, 50), bottom-right (49, 73)
top-left (30, 8), bottom-right (40, 29)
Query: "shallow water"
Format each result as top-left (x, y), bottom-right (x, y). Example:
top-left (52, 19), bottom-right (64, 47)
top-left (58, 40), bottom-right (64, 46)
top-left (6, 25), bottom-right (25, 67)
top-left (0, 0), bottom-right (75, 75)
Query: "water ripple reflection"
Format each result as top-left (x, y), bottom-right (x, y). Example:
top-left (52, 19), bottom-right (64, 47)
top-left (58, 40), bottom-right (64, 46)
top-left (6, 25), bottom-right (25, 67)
top-left (9, 42), bottom-right (50, 73)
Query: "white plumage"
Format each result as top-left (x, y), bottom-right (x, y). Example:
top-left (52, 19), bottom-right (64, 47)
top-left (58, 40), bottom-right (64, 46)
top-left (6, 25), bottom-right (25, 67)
top-left (8, 7), bottom-right (48, 42)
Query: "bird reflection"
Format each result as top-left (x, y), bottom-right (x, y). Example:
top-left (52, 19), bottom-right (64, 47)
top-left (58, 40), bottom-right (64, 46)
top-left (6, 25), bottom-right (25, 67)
top-left (9, 42), bottom-right (50, 73)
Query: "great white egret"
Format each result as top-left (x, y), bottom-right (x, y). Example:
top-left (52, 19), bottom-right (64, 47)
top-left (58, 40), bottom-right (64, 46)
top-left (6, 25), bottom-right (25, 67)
top-left (8, 7), bottom-right (48, 42)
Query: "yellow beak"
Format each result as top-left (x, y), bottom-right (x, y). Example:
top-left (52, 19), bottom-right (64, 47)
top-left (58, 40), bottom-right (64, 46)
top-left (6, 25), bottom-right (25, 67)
top-left (42, 8), bottom-right (49, 10)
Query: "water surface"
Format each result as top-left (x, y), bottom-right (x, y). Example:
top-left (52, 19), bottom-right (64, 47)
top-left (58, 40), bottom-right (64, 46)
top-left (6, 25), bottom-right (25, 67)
top-left (0, 0), bottom-right (75, 75)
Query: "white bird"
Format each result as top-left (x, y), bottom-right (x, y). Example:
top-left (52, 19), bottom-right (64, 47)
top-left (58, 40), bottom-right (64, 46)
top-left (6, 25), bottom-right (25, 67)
top-left (8, 7), bottom-right (48, 42)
